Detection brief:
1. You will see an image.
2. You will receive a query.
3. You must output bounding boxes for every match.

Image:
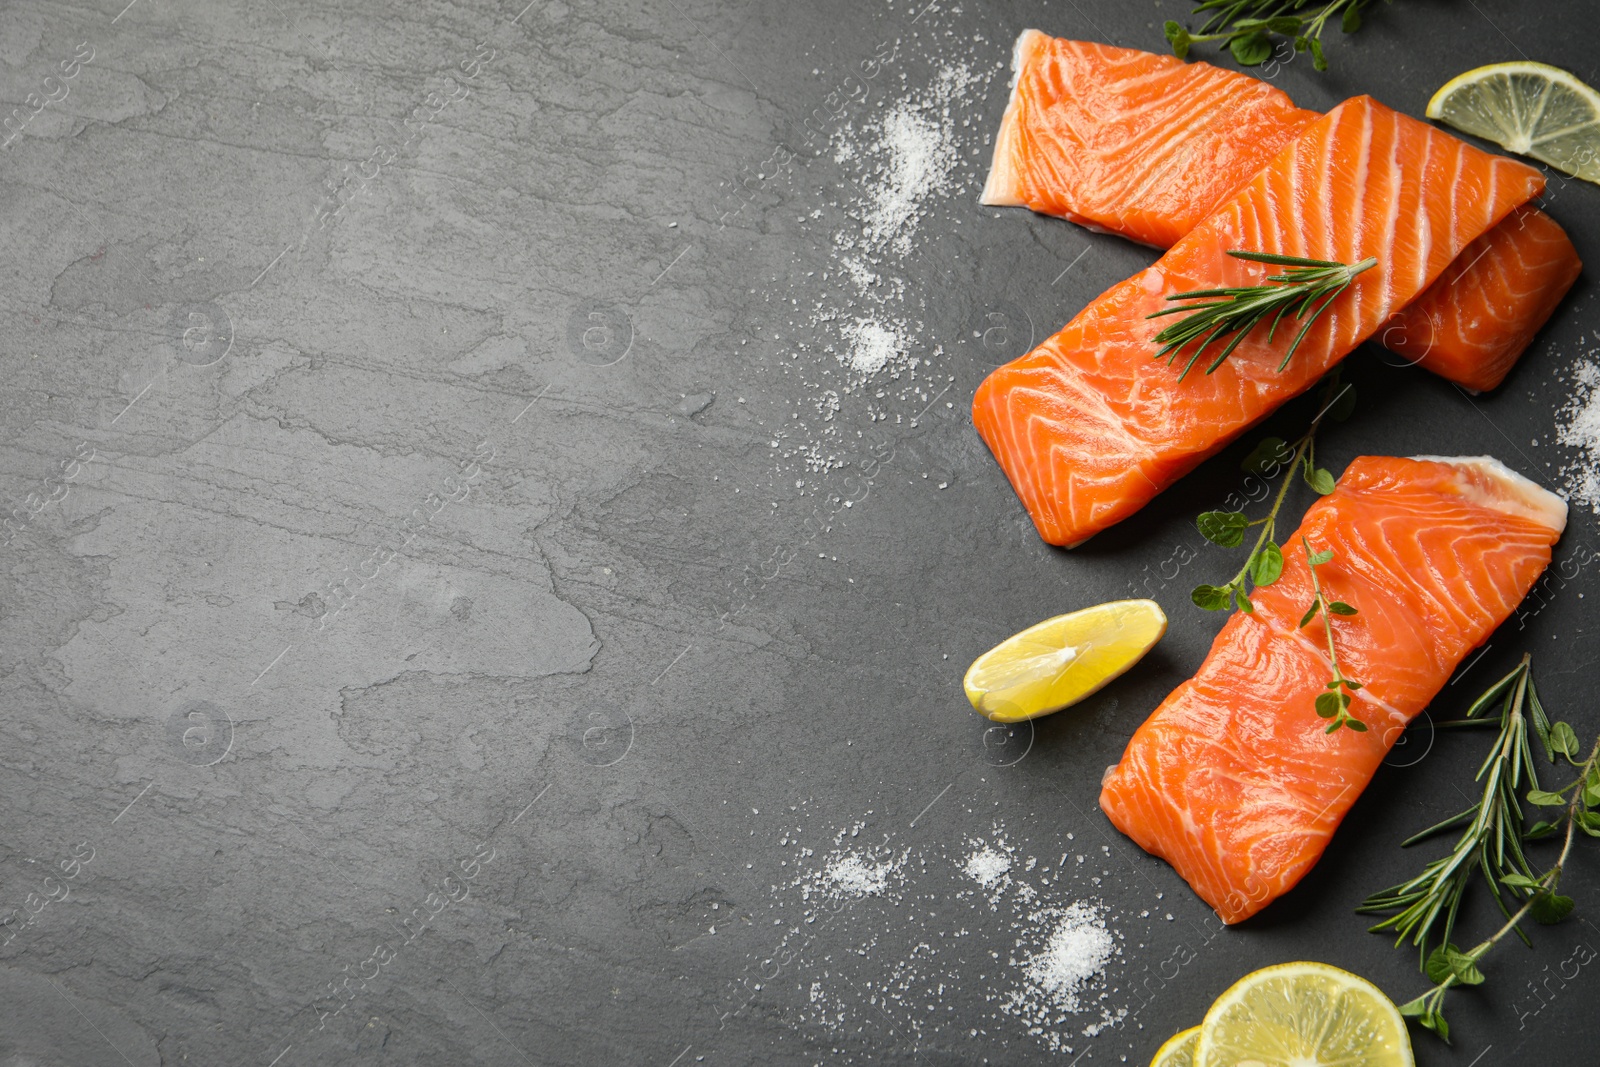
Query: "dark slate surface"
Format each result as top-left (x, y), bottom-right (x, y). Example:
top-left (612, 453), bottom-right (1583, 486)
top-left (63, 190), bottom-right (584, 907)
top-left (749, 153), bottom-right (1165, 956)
top-left (2, 0), bottom-right (1598, 1063)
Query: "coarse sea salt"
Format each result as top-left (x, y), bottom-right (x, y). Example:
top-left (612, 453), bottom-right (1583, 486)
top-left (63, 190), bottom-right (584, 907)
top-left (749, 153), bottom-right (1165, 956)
top-left (840, 317), bottom-right (905, 375)
top-left (763, 48), bottom-right (992, 487)
top-left (963, 845), bottom-right (1012, 889)
top-left (999, 899), bottom-right (1123, 1053)
top-left (824, 853), bottom-right (896, 897)
top-left (1023, 902), bottom-right (1116, 1013)
top-left (1557, 354), bottom-right (1600, 513)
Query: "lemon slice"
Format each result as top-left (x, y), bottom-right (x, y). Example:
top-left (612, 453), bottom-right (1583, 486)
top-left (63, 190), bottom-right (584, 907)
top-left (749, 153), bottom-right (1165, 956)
top-left (1150, 1025), bottom-right (1199, 1067)
top-left (963, 599), bottom-right (1166, 722)
top-left (1195, 961), bottom-right (1414, 1067)
top-left (1427, 61), bottom-right (1600, 182)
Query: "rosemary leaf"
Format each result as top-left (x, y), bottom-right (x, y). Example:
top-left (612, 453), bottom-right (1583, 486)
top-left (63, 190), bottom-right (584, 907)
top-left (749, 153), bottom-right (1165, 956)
top-left (1148, 251), bottom-right (1376, 379)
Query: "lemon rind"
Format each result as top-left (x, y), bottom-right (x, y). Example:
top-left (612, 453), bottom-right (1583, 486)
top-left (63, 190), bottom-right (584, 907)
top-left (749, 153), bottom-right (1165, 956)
top-left (1149, 1024), bottom-right (1200, 1067)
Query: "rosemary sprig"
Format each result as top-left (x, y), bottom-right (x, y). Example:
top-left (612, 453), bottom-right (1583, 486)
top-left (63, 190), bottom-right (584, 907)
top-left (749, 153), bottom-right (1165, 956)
top-left (1358, 655), bottom-right (1599, 1042)
top-left (1147, 251), bottom-right (1377, 379)
top-left (1298, 536), bottom-right (1365, 733)
top-left (1191, 370), bottom-right (1352, 614)
top-left (1164, 0), bottom-right (1391, 71)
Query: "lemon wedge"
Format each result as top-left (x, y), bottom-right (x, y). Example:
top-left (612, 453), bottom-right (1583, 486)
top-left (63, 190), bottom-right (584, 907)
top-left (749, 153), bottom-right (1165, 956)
top-left (1150, 1025), bottom-right (1199, 1067)
top-left (1427, 61), bottom-right (1600, 182)
top-left (963, 599), bottom-right (1166, 722)
top-left (1195, 961), bottom-right (1414, 1067)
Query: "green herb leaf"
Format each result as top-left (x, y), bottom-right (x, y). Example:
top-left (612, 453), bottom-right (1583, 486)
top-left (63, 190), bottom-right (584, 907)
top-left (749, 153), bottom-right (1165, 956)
top-left (1164, 20), bottom-right (1192, 59)
top-left (1328, 601), bottom-right (1358, 616)
top-left (1530, 892), bottom-right (1575, 925)
top-left (1346, 717), bottom-right (1368, 732)
top-left (1241, 435), bottom-right (1292, 475)
top-left (1398, 995), bottom-right (1451, 1041)
top-left (1552, 721), bottom-right (1581, 763)
top-left (1235, 587), bottom-right (1255, 615)
top-left (1250, 541), bottom-right (1284, 587)
top-left (1309, 35), bottom-right (1327, 71)
top-left (1170, 0), bottom-right (1373, 73)
top-left (1527, 788), bottom-right (1568, 807)
top-left (1315, 691), bottom-right (1342, 718)
top-left (1500, 872), bottom-right (1543, 891)
top-left (1305, 465), bottom-right (1338, 495)
top-left (1191, 584), bottom-right (1234, 612)
top-left (1230, 29), bottom-right (1274, 65)
top-left (1299, 602), bottom-right (1321, 628)
top-left (1579, 810), bottom-right (1600, 837)
top-left (1425, 945), bottom-right (1485, 986)
top-left (1198, 510), bottom-right (1249, 547)
top-left (1527, 819), bottom-right (1562, 840)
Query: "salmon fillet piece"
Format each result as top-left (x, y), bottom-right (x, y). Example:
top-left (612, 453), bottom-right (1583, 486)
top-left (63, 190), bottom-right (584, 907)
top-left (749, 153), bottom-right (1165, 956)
top-left (1380, 205), bottom-right (1583, 392)
top-left (1099, 456), bottom-right (1566, 923)
top-left (972, 95), bottom-right (1544, 547)
top-left (982, 31), bottom-right (1579, 392)
top-left (981, 32), bottom-right (1319, 249)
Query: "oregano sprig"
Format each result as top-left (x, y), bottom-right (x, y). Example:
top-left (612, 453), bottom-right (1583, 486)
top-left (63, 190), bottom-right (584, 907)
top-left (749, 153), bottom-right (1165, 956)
top-left (1298, 536), bottom-right (1365, 733)
top-left (1358, 655), bottom-right (1600, 1042)
top-left (1191, 371), bottom-right (1352, 614)
top-left (1148, 251), bottom-right (1376, 379)
top-left (1164, 0), bottom-right (1391, 72)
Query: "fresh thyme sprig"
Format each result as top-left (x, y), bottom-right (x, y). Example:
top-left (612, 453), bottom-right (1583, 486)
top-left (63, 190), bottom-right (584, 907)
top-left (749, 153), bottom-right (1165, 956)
top-left (1298, 536), bottom-right (1365, 733)
top-left (1147, 251), bottom-right (1377, 379)
top-left (1191, 371), bottom-right (1352, 614)
top-left (1358, 656), bottom-right (1599, 1042)
top-left (1164, 0), bottom-right (1391, 71)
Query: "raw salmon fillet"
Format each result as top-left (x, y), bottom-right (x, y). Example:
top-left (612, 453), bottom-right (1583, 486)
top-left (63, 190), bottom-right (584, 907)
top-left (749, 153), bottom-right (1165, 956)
top-left (1099, 456), bottom-right (1566, 923)
top-left (981, 32), bottom-right (1318, 249)
top-left (981, 31), bottom-right (1579, 391)
top-left (972, 96), bottom-right (1544, 547)
top-left (1379, 205), bottom-right (1582, 392)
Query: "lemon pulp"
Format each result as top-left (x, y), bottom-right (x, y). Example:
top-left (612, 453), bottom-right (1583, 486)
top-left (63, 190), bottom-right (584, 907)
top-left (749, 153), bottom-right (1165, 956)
top-left (1427, 61), bottom-right (1600, 182)
top-left (963, 599), bottom-right (1166, 722)
top-left (1195, 961), bottom-right (1414, 1067)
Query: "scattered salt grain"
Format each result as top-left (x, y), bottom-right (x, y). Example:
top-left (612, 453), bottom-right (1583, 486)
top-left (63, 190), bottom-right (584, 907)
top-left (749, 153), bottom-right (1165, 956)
top-left (1557, 354), bottom-right (1600, 513)
top-left (1026, 904), bottom-right (1115, 1010)
top-left (825, 853), bottom-right (896, 897)
top-left (1000, 901), bottom-right (1123, 1053)
top-left (963, 846), bottom-right (1012, 889)
top-left (840, 317), bottom-right (906, 374)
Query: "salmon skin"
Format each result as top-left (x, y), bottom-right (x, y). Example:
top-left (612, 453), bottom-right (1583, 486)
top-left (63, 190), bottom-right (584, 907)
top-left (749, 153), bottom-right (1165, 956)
top-left (1099, 456), bottom-right (1566, 924)
top-left (972, 96), bottom-right (1544, 547)
top-left (982, 31), bottom-right (1579, 392)
top-left (1379, 205), bottom-right (1583, 392)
